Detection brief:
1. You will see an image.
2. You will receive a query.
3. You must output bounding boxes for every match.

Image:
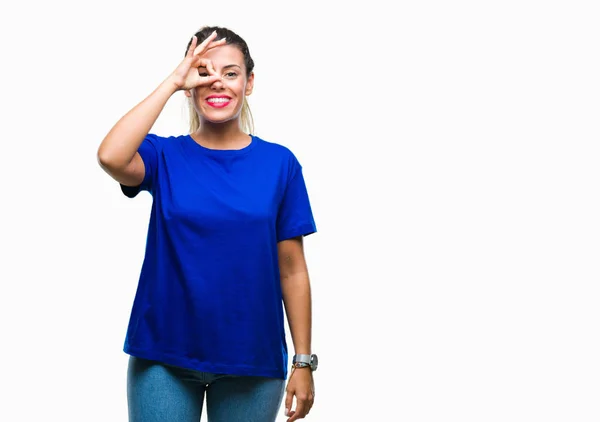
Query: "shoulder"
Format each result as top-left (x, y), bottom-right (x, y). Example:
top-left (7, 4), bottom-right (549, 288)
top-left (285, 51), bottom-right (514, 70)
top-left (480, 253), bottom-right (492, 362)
top-left (140, 133), bottom-right (190, 155)
top-left (253, 135), bottom-right (302, 175)
top-left (254, 135), bottom-right (295, 155)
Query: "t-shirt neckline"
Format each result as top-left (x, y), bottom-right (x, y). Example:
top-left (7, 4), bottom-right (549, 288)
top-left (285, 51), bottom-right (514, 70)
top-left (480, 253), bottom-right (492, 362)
top-left (185, 134), bottom-right (256, 155)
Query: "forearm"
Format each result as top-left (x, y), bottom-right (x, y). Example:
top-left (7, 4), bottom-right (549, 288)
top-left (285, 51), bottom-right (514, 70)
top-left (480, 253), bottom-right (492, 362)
top-left (281, 272), bottom-right (312, 355)
top-left (97, 78), bottom-right (178, 168)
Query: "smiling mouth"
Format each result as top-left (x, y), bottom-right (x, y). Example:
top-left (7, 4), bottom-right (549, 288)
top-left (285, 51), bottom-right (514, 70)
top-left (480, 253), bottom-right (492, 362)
top-left (206, 97), bottom-right (232, 108)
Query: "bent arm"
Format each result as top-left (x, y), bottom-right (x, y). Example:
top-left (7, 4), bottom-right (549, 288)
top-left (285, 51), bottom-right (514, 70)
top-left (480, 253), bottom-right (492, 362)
top-left (96, 79), bottom-right (178, 186)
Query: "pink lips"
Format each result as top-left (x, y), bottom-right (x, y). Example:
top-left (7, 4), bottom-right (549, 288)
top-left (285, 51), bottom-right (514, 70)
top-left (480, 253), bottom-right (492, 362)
top-left (206, 95), bottom-right (232, 108)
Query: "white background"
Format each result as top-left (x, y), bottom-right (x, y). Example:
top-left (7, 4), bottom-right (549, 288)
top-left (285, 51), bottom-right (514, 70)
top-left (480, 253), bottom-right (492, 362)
top-left (0, 0), bottom-right (598, 421)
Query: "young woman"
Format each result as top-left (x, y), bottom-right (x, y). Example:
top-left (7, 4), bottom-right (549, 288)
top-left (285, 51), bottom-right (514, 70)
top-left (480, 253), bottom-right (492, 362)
top-left (97, 26), bottom-right (318, 422)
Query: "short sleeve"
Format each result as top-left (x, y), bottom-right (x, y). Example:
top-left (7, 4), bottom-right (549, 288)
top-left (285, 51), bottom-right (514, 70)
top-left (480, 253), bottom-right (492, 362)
top-left (276, 165), bottom-right (317, 242)
top-left (120, 133), bottom-right (161, 198)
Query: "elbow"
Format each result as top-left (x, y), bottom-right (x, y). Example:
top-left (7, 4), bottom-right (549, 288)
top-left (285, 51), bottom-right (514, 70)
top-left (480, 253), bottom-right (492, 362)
top-left (97, 149), bottom-right (116, 172)
top-left (97, 141), bottom-right (111, 165)
top-left (97, 145), bottom-right (126, 171)
top-left (96, 148), bottom-right (110, 168)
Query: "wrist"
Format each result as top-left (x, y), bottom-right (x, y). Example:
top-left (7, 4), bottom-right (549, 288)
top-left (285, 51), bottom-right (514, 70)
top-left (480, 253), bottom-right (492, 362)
top-left (292, 353), bottom-right (318, 371)
top-left (159, 77), bottom-right (181, 95)
top-left (292, 363), bottom-right (312, 369)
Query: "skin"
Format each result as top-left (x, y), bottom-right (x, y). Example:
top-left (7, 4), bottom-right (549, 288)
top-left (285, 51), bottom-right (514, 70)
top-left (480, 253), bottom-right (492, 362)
top-left (278, 236), bottom-right (316, 421)
top-left (97, 31), bottom-right (315, 421)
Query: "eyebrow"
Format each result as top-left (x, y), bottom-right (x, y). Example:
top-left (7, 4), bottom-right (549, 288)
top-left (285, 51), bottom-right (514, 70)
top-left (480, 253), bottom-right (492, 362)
top-left (198, 64), bottom-right (242, 70)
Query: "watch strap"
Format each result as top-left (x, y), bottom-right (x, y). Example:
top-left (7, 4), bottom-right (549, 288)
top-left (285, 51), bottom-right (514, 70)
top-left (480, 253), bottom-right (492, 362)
top-left (293, 354), bottom-right (312, 365)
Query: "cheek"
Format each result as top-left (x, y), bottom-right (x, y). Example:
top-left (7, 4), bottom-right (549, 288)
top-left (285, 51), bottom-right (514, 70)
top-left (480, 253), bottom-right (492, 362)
top-left (227, 75), bottom-right (248, 91)
top-left (231, 80), bottom-right (246, 95)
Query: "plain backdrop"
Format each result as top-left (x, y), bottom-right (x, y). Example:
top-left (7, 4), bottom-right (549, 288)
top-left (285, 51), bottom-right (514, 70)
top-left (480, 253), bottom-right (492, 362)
top-left (0, 0), bottom-right (599, 421)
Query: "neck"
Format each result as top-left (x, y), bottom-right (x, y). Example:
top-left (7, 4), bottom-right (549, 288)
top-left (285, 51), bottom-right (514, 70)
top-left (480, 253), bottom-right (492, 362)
top-left (192, 119), bottom-right (251, 149)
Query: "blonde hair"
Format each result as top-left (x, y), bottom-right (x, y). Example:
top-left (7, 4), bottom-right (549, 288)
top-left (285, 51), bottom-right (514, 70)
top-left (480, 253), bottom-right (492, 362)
top-left (187, 97), bottom-right (254, 135)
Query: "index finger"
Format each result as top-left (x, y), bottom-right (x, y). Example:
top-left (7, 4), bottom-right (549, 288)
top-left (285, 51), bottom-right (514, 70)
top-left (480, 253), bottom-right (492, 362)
top-left (193, 30), bottom-right (218, 56)
top-left (288, 401), bottom-right (308, 422)
top-left (195, 38), bottom-right (227, 56)
top-left (205, 37), bottom-right (227, 52)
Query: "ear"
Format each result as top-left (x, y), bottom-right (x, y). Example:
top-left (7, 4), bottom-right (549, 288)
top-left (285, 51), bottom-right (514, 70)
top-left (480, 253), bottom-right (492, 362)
top-left (245, 72), bottom-right (254, 96)
top-left (184, 90), bottom-right (192, 98)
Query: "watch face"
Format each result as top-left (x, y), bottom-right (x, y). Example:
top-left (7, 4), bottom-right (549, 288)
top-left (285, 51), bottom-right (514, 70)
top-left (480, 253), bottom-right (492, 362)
top-left (311, 354), bottom-right (318, 371)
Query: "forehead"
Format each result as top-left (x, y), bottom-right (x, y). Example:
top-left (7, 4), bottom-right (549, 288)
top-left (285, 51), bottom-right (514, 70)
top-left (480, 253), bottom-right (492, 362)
top-left (202, 44), bottom-right (245, 67)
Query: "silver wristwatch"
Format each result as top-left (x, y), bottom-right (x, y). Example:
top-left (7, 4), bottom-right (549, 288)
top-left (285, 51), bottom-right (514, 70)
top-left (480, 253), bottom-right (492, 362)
top-left (292, 354), bottom-right (318, 371)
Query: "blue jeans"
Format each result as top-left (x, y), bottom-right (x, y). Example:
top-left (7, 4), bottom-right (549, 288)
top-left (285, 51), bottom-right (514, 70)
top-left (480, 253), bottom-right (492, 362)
top-left (127, 356), bottom-right (286, 422)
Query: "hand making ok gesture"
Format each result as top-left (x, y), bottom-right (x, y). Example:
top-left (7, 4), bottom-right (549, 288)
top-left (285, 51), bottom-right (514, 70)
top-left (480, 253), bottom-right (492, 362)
top-left (168, 30), bottom-right (227, 91)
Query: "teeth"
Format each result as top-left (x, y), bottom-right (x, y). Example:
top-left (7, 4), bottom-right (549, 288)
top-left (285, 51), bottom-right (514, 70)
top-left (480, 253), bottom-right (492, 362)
top-left (207, 98), bottom-right (230, 103)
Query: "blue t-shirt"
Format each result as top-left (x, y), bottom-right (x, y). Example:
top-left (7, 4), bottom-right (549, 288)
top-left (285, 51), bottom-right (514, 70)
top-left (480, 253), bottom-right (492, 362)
top-left (119, 133), bottom-right (316, 379)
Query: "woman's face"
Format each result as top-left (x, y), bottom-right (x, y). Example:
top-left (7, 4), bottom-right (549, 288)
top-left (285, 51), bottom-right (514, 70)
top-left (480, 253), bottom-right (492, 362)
top-left (186, 44), bottom-right (254, 126)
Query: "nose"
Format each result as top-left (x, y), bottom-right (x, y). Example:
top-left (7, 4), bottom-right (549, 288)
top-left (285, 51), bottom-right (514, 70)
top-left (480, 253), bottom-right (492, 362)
top-left (211, 77), bottom-right (225, 90)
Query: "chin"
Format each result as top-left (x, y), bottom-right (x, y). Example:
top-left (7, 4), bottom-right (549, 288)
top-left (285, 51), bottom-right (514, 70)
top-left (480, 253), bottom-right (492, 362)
top-left (200, 109), bottom-right (242, 124)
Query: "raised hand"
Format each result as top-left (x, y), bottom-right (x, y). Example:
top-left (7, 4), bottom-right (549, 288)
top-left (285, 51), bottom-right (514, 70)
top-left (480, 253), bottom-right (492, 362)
top-left (168, 30), bottom-right (227, 91)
